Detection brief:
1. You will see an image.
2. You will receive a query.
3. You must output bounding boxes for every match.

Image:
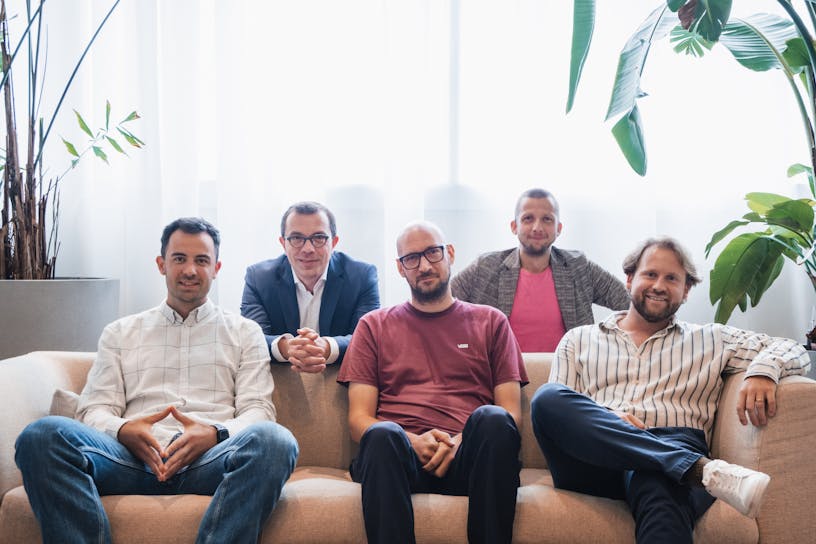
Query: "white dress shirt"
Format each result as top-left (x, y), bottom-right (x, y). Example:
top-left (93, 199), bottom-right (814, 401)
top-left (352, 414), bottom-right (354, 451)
top-left (270, 269), bottom-right (340, 364)
top-left (552, 311), bottom-right (810, 441)
top-left (77, 300), bottom-right (275, 447)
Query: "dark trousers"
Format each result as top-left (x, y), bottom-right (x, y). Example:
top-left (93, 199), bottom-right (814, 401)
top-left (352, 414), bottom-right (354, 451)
top-left (531, 383), bottom-right (716, 544)
top-left (350, 405), bottom-right (521, 544)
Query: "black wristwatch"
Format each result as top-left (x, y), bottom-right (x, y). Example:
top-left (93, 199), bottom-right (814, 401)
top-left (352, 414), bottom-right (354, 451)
top-left (212, 424), bottom-right (229, 443)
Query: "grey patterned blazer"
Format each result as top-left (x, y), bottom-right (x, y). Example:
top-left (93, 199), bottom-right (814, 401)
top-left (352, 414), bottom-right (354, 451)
top-left (451, 247), bottom-right (630, 331)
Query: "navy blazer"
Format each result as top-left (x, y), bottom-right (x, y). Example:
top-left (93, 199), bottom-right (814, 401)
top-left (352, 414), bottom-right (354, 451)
top-left (241, 251), bottom-right (380, 364)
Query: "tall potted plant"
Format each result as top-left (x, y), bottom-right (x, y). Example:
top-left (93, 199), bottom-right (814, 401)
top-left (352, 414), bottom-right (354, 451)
top-left (0, 0), bottom-right (143, 358)
top-left (566, 0), bottom-right (816, 345)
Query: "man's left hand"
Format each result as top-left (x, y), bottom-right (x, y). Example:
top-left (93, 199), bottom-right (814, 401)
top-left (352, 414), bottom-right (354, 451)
top-left (287, 328), bottom-right (330, 373)
top-left (423, 433), bottom-right (462, 478)
top-left (161, 406), bottom-right (218, 480)
top-left (737, 375), bottom-right (777, 426)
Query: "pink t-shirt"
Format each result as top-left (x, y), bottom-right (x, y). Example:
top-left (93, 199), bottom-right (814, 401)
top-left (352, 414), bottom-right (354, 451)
top-left (337, 300), bottom-right (528, 435)
top-left (509, 267), bottom-right (566, 352)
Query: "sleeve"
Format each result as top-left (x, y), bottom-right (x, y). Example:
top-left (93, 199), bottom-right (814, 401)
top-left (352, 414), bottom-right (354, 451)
top-left (225, 320), bottom-right (277, 435)
top-left (721, 325), bottom-right (811, 382)
top-left (550, 329), bottom-right (581, 390)
top-left (336, 314), bottom-right (380, 387)
top-left (240, 267), bottom-right (284, 354)
top-left (451, 259), bottom-right (479, 302)
top-left (334, 263), bottom-right (380, 363)
top-left (588, 259), bottom-right (630, 311)
top-left (488, 311), bottom-right (528, 386)
top-left (76, 323), bottom-right (130, 438)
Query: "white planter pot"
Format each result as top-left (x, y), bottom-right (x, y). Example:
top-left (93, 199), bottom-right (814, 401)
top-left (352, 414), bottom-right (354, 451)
top-left (0, 278), bottom-right (119, 359)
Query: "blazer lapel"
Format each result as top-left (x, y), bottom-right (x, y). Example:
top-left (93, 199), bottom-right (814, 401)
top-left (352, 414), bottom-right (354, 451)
top-left (497, 250), bottom-right (521, 316)
top-left (319, 255), bottom-right (343, 335)
top-left (277, 260), bottom-right (301, 332)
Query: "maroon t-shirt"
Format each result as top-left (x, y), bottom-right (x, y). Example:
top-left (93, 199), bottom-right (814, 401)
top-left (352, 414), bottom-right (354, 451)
top-left (337, 300), bottom-right (528, 435)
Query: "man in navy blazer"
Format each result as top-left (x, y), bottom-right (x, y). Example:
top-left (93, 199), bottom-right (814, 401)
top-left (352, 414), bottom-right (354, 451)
top-left (241, 201), bottom-right (380, 372)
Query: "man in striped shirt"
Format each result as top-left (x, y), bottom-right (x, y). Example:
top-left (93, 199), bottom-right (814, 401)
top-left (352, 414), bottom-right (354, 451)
top-left (530, 236), bottom-right (809, 543)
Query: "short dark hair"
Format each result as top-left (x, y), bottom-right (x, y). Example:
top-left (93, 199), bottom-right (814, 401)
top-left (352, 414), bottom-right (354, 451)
top-left (514, 188), bottom-right (560, 220)
top-left (280, 201), bottom-right (337, 237)
top-left (160, 217), bottom-right (221, 258)
top-left (622, 236), bottom-right (701, 288)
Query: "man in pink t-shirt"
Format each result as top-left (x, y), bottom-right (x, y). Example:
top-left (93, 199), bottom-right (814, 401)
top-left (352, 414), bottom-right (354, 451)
top-left (338, 221), bottom-right (528, 544)
top-left (452, 188), bottom-right (630, 352)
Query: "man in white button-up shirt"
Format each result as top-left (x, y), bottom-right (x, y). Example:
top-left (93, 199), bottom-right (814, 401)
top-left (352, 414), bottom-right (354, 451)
top-left (530, 236), bottom-right (809, 543)
top-left (15, 217), bottom-right (299, 544)
top-left (242, 201), bottom-right (380, 373)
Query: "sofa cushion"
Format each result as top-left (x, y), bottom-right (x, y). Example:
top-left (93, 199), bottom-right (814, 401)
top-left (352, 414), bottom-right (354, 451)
top-left (49, 389), bottom-right (80, 418)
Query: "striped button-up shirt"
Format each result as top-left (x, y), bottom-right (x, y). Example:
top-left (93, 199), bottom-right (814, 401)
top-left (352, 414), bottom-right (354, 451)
top-left (551, 312), bottom-right (810, 440)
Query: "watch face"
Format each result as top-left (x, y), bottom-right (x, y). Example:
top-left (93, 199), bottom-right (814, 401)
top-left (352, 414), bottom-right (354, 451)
top-left (214, 425), bottom-right (229, 443)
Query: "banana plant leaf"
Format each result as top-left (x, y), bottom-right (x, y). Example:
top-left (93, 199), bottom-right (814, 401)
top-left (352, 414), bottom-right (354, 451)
top-left (719, 14), bottom-right (798, 72)
top-left (566, 0), bottom-right (595, 113)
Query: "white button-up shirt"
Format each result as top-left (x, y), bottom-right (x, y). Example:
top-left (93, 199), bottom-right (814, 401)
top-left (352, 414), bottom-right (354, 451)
top-left (77, 300), bottom-right (275, 447)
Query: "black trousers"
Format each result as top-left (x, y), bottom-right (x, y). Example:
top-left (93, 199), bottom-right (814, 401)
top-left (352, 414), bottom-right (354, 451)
top-left (350, 405), bottom-right (521, 544)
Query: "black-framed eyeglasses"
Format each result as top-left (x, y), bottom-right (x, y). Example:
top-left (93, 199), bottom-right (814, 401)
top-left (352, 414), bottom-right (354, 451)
top-left (398, 245), bottom-right (445, 270)
top-left (285, 234), bottom-right (331, 248)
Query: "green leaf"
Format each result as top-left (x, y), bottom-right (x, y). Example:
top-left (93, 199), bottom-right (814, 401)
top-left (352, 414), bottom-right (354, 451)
top-left (666, 0), bottom-right (686, 11)
top-left (787, 163), bottom-right (813, 177)
top-left (567, 0), bottom-right (595, 113)
top-left (745, 192), bottom-right (790, 215)
top-left (117, 127), bottom-right (144, 148)
top-left (744, 245), bottom-right (785, 306)
top-left (709, 233), bottom-right (785, 323)
top-left (611, 106), bottom-right (647, 175)
top-left (92, 146), bottom-right (109, 164)
top-left (782, 37), bottom-right (809, 74)
top-left (670, 26), bottom-right (714, 57)
top-left (74, 110), bottom-right (94, 138)
top-left (105, 135), bottom-right (125, 155)
top-left (766, 199), bottom-right (815, 233)
top-left (105, 100), bottom-right (111, 131)
top-left (605, 5), bottom-right (677, 121)
top-left (61, 138), bottom-right (79, 158)
top-left (719, 14), bottom-right (798, 72)
top-left (705, 218), bottom-right (750, 256)
top-left (690, 0), bottom-right (732, 42)
top-left (121, 111), bottom-right (141, 123)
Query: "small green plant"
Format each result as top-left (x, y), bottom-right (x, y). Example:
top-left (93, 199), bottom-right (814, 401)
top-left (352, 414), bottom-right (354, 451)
top-left (0, 0), bottom-right (143, 279)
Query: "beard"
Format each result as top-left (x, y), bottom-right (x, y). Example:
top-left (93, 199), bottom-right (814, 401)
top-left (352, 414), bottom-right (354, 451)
top-left (410, 272), bottom-right (450, 304)
top-left (519, 240), bottom-right (551, 257)
top-left (631, 291), bottom-right (681, 323)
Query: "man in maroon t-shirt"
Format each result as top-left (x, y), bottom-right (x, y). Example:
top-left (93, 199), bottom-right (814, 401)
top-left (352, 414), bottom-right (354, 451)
top-left (337, 221), bottom-right (528, 544)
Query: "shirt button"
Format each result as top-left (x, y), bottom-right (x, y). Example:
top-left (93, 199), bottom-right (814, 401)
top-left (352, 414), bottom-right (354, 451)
top-left (179, 398), bottom-right (187, 406)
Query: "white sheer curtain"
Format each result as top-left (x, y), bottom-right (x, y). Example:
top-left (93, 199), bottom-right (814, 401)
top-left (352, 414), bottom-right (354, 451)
top-left (30, 0), bottom-right (813, 340)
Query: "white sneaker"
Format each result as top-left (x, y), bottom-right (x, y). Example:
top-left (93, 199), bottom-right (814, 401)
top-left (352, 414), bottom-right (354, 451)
top-left (702, 459), bottom-right (770, 518)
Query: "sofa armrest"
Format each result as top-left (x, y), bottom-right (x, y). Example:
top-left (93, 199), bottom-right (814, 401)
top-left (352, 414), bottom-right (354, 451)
top-left (710, 373), bottom-right (816, 544)
top-left (0, 352), bottom-right (94, 501)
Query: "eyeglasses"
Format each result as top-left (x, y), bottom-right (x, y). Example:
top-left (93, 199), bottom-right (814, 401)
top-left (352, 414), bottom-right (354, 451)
top-left (285, 234), bottom-right (331, 248)
top-left (398, 245), bottom-right (446, 270)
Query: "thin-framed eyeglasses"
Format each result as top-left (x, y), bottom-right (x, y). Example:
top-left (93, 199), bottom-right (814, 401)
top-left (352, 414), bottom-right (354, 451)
top-left (398, 245), bottom-right (446, 270)
top-left (285, 234), bottom-right (331, 248)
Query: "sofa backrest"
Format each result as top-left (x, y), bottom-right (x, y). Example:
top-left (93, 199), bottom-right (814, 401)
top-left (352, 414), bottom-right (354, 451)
top-left (0, 351), bottom-right (551, 499)
top-left (271, 353), bottom-right (551, 470)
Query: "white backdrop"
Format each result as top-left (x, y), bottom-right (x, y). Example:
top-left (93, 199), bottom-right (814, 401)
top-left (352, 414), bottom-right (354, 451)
top-left (14, 0), bottom-right (813, 341)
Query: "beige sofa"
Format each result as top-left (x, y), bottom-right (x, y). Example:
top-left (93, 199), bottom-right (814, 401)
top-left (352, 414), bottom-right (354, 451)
top-left (0, 351), bottom-right (814, 543)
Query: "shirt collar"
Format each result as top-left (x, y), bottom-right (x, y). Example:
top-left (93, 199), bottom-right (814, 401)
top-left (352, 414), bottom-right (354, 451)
top-left (599, 310), bottom-right (681, 336)
top-left (293, 267), bottom-right (329, 293)
top-left (160, 299), bottom-right (214, 324)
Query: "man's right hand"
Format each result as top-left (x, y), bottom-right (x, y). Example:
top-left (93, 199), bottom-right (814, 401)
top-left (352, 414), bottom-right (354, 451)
top-left (117, 406), bottom-right (173, 480)
top-left (407, 429), bottom-right (456, 467)
top-left (612, 410), bottom-right (647, 429)
top-left (281, 328), bottom-right (329, 373)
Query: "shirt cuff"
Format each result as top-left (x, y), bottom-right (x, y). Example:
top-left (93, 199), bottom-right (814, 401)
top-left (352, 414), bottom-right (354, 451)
top-left (325, 336), bottom-right (340, 364)
top-left (270, 333), bottom-right (294, 362)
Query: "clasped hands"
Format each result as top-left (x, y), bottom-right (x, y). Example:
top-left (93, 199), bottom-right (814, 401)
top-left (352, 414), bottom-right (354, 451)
top-left (281, 327), bottom-right (331, 373)
top-left (117, 406), bottom-right (217, 482)
top-left (408, 429), bottom-right (462, 478)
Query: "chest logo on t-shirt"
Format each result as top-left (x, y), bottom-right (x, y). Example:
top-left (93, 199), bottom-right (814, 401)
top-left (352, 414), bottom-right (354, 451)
top-left (457, 343), bottom-right (469, 348)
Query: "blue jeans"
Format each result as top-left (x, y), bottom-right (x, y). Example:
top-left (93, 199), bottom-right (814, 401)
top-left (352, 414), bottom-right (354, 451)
top-left (350, 405), bottom-right (521, 544)
top-left (15, 416), bottom-right (298, 544)
top-left (531, 384), bottom-right (715, 544)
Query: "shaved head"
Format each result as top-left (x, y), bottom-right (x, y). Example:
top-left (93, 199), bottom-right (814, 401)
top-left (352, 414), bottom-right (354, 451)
top-left (396, 221), bottom-right (446, 256)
